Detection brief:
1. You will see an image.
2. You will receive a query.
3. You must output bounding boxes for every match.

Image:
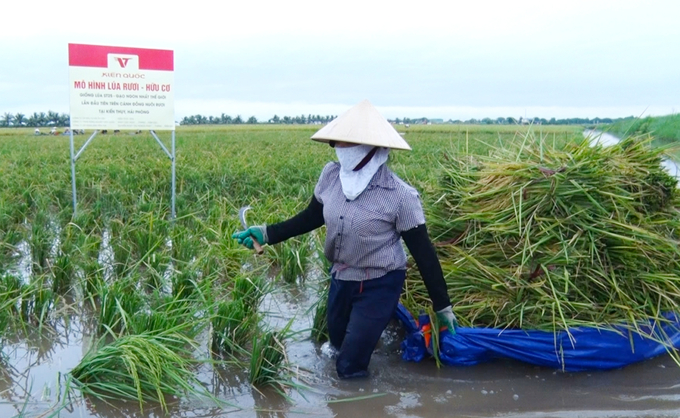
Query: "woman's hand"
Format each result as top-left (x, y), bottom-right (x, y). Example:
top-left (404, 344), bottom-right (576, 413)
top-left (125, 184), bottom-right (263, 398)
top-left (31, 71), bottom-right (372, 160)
top-left (435, 306), bottom-right (458, 334)
top-left (232, 225), bottom-right (267, 249)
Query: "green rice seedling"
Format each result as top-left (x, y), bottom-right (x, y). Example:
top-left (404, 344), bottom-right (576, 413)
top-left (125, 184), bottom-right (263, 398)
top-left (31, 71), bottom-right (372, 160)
top-left (0, 274), bottom-right (23, 302)
top-left (129, 293), bottom-right (206, 341)
top-left (195, 205), bottom-right (258, 283)
top-left (77, 228), bottom-right (105, 298)
top-left (0, 196), bottom-right (13, 239)
top-left (310, 230), bottom-right (331, 275)
top-left (109, 219), bottom-right (135, 278)
top-left (248, 329), bottom-right (287, 388)
top-left (70, 331), bottom-right (205, 413)
top-left (0, 225), bottom-right (23, 263)
top-left (20, 274), bottom-right (54, 325)
top-left (172, 268), bottom-right (200, 300)
top-left (310, 279), bottom-right (329, 343)
top-left (232, 274), bottom-right (268, 315)
top-left (211, 298), bottom-right (257, 353)
top-left (82, 261), bottom-right (105, 302)
top-left (309, 232), bottom-right (330, 343)
top-left (0, 274), bottom-right (24, 334)
top-left (50, 250), bottom-right (72, 295)
top-left (97, 277), bottom-right (145, 336)
top-left (29, 209), bottom-right (55, 274)
top-left (170, 223), bottom-right (199, 264)
top-left (126, 211), bottom-right (171, 287)
top-left (50, 222), bottom-right (83, 295)
top-left (78, 225), bottom-right (103, 260)
top-left (270, 236), bottom-right (313, 284)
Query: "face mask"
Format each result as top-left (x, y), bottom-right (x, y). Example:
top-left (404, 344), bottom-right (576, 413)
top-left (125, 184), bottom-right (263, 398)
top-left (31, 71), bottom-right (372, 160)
top-left (335, 144), bottom-right (375, 171)
top-left (334, 145), bottom-right (390, 200)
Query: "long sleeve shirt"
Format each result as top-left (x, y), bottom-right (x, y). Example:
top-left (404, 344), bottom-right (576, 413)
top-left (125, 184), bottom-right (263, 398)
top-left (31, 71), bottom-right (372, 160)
top-left (267, 162), bottom-right (451, 311)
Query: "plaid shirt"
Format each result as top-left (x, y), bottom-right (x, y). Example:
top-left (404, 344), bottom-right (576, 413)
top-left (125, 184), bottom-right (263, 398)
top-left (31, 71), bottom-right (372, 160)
top-left (314, 162), bottom-right (426, 281)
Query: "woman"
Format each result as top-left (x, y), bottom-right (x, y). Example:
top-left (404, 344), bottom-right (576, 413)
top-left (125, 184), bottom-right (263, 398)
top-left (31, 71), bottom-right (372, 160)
top-left (233, 100), bottom-right (456, 379)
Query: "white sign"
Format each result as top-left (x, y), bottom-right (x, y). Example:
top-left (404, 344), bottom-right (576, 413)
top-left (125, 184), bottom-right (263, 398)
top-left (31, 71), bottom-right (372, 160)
top-left (69, 44), bottom-right (174, 130)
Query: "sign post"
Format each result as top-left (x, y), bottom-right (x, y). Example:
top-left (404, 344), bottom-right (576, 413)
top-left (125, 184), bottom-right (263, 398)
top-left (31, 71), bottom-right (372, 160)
top-left (68, 43), bottom-right (176, 218)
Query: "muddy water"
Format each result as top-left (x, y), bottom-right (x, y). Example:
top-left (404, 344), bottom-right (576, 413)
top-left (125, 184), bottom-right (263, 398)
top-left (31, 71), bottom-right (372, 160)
top-left (4, 134), bottom-right (680, 417)
top-left (3, 278), bottom-right (680, 418)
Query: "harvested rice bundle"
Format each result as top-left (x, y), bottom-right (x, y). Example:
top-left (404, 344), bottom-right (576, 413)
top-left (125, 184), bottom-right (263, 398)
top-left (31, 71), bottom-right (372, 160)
top-left (70, 332), bottom-right (205, 412)
top-left (404, 133), bottom-right (680, 331)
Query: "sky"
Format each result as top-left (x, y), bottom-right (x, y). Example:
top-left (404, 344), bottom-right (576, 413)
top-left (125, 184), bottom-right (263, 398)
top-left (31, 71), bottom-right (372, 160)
top-left (1, 0), bottom-right (679, 121)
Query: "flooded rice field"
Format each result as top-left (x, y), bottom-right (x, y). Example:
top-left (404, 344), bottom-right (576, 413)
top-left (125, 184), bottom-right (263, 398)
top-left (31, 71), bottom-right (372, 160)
top-left (4, 289), bottom-right (680, 417)
top-left (2, 227), bottom-right (680, 418)
top-left (3, 129), bottom-right (680, 418)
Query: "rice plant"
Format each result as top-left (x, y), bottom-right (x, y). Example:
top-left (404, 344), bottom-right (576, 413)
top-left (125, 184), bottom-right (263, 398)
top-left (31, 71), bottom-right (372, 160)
top-left (271, 236), bottom-right (313, 284)
top-left (310, 279), bottom-right (329, 343)
top-left (20, 274), bottom-right (54, 325)
top-left (0, 274), bottom-right (24, 334)
top-left (406, 132), bottom-right (680, 335)
top-left (82, 260), bottom-right (105, 302)
top-left (29, 209), bottom-right (55, 274)
top-left (109, 219), bottom-right (135, 279)
top-left (130, 293), bottom-right (206, 341)
top-left (249, 329), bottom-right (287, 388)
top-left (126, 210), bottom-right (171, 290)
top-left (232, 274), bottom-right (268, 315)
top-left (0, 123), bottom-right (588, 410)
top-left (50, 222), bottom-right (83, 295)
top-left (211, 298), bottom-right (257, 353)
top-left (172, 268), bottom-right (200, 300)
top-left (70, 331), bottom-right (205, 413)
top-left (97, 277), bottom-right (145, 336)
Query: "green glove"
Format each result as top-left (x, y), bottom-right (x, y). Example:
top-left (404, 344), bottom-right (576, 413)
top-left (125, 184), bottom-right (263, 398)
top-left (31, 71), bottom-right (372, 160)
top-left (232, 225), bottom-right (267, 249)
top-left (435, 306), bottom-right (458, 335)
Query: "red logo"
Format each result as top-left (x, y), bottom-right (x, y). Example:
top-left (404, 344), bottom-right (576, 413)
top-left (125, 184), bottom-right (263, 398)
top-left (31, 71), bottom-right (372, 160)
top-left (116, 57), bottom-right (131, 68)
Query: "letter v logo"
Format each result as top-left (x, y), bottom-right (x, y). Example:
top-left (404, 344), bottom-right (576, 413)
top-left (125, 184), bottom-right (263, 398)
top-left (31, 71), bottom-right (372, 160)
top-left (116, 57), bottom-right (130, 68)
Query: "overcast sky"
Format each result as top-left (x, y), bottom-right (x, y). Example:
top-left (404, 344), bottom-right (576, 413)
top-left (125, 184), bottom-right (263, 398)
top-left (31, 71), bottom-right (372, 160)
top-left (1, 0), bottom-right (678, 121)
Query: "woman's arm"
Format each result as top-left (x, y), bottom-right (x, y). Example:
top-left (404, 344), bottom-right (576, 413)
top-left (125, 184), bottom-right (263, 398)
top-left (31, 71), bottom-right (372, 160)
top-left (266, 195), bottom-right (325, 245)
top-left (401, 223), bottom-right (451, 312)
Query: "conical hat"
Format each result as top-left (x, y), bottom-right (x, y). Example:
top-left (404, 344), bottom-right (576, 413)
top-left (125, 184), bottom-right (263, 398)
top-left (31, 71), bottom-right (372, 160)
top-left (311, 99), bottom-right (411, 150)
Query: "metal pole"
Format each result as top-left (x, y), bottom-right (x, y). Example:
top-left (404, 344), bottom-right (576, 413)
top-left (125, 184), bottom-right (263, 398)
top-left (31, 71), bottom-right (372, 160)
top-left (150, 130), bottom-right (172, 160)
top-left (74, 131), bottom-right (99, 161)
top-left (171, 130), bottom-right (176, 219)
top-left (70, 129), bottom-right (77, 215)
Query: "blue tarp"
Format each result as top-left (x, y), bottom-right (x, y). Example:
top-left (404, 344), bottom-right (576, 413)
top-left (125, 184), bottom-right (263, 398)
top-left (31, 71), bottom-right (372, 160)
top-left (395, 304), bottom-right (680, 371)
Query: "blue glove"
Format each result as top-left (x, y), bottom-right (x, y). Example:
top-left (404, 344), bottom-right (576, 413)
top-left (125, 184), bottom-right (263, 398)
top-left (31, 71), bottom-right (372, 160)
top-left (232, 225), bottom-right (267, 249)
top-left (435, 306), bottom-right (458, 335)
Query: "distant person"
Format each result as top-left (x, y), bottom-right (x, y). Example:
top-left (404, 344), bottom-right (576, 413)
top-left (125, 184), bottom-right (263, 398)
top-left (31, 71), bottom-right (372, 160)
top-left (50, 127), bottom-right (57, 135)
top-left (34, 128), bottom-right (40, 135)
top-left (232, 100), bottom-right (456, 379)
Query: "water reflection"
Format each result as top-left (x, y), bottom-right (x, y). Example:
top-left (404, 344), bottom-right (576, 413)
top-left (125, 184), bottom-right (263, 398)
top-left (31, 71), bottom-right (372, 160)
top-left (252, 387), bottom-right (288, 418)
top-left (585, 129), bottom-right (680, 182)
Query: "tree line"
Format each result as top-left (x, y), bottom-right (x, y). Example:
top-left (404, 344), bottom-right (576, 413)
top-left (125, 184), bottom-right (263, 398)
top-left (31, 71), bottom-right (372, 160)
top-left (1, 111), bottom-right (70, 127)
top-left (395, 116), bottom-right (627, 125)
top-left (1, 110), bottom-right (634, 128)
top-left (179, 114), bottom-right (338, 125)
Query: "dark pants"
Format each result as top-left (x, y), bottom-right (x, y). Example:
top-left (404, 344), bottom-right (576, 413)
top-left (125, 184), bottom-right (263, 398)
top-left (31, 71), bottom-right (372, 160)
top-left (327, 269), bottom-right (406, 379)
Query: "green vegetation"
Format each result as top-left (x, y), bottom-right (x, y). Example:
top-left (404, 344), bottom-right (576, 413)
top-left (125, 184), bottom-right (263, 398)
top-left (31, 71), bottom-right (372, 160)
top-left (604, 114), bottom-right (680, 156)
top-left (0, 124), bottom-right (585, 412)
top-left (70, 331), bottom-right (205, 412)
top-left (403, 132), bottom-right (680, 338)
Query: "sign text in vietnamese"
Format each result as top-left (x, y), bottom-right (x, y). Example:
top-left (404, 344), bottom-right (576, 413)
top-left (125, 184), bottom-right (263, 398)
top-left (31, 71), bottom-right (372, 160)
top-left (69, 44), bottom-right (174, 130)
